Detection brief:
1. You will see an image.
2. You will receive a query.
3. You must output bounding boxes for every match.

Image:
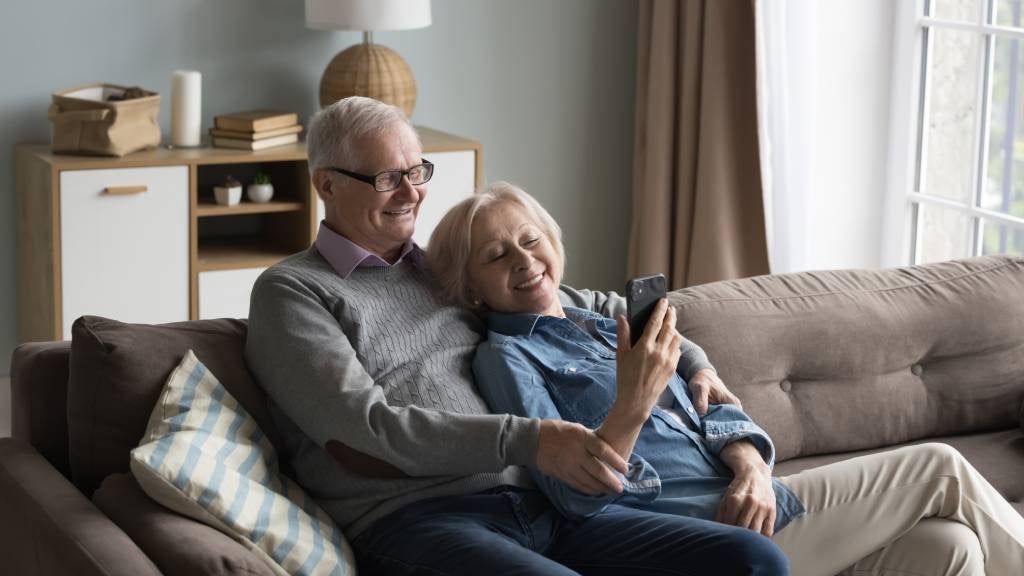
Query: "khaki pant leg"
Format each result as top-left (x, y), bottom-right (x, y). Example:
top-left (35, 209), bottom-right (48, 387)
top-left (836, 518), bottom-right (984, 576)
top-left (770, 443), bottom-right (1024, 576)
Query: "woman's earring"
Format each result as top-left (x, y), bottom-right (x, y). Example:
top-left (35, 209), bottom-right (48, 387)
top-left (471, 298), bottom-right (482, 307)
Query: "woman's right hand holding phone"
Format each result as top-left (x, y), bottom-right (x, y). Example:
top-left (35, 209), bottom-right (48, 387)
top-left (597, 299), bottom-right (683, 459)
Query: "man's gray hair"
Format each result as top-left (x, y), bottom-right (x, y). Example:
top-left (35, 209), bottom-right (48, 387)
top-left (426, 181), bottom-right (566, 309)
top-left (306, 96), bottom-right (419, 177)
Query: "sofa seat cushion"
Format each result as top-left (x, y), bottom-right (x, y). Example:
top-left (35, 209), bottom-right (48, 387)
top-left (130, 350), bottom-right (356, 576)
top-left (773, 430), bottom-right (1024, 516)
top-left (67, 315), bottom-right (285, 496)
top-left (94, 473), bottom-right (277, 576)
top-left (671, 256), bottom-right (1024, 461)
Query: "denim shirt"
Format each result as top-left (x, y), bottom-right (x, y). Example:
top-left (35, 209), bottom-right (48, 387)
top-left (473, 307), bottom-right (805, 532)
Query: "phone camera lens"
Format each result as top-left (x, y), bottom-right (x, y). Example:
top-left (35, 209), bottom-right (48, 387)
top-left (630, 283), bottom-right (643, 300)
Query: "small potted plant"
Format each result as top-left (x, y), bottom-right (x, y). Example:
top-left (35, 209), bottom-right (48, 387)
top-left (214, 175), bottom-right (242, 206)
top-left (247, 172), bottom-right (274, 203)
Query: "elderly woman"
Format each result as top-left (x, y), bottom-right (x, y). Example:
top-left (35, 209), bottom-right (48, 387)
top-left (426, 181), bottom-right (1024, 576)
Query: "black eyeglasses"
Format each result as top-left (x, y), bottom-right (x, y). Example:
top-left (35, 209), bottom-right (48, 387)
top-left (326, 159), bottom-right (434, 193)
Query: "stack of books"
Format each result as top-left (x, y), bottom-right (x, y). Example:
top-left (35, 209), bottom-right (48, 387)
top-left (210, 111), bottom-right (302, 151)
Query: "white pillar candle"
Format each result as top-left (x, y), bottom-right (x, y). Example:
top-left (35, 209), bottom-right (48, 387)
top-left (170, 70), bottom-right (202, 147)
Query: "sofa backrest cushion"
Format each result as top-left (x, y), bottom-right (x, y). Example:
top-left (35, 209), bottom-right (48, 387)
top-left (672, 256), bottom-right (1024, 462)
top-left (67, 316), bottom-right (284, 496)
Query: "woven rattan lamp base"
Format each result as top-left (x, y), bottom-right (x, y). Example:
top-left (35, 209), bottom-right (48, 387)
top-left (319, 42), bottom-right (417, 116)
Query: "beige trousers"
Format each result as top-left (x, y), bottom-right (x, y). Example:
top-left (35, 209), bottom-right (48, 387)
top-left (770, 443), bottom-right (1024, 576)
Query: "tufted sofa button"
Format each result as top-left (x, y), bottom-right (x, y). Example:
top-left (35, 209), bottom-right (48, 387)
top-left (911, 364), bottom-right (923, 376)
top-left (780, 379), bottom-right (792, 392)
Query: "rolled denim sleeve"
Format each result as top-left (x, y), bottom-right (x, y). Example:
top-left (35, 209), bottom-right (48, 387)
top-left (473, 339), bottom-right (661, 519)
top-left (701, 403), bottom-right (777, 469)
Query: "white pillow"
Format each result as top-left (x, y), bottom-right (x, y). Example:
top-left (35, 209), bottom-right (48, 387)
top-left (131, 350), bottom-right (357, 576)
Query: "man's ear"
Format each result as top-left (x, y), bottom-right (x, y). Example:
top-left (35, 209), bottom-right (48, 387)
top-left (312, 169), bottom-right (333, 203)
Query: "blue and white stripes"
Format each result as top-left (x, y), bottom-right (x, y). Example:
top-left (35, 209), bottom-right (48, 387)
top-left (131, 350), bottom-right (356, 576)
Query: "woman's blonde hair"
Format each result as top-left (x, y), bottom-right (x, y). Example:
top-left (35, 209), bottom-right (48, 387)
top-left (427, 181), bottom-right (565, 308)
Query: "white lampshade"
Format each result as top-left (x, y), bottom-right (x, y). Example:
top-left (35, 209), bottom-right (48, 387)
top-left (305, 0), bottom-right (431, 31)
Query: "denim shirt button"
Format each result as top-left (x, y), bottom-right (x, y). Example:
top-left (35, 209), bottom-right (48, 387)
top-left (687, 406), bottom-right (695, 414)
top-left (911, 364), bottom-right (923, 376)
top-left (568, 366), bottom-right (577, 373)
top-left (780, 379), bottom-right (792, 392)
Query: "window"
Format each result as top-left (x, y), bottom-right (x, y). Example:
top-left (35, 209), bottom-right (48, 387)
top-left (894, 0), bottom-right (1024, 264)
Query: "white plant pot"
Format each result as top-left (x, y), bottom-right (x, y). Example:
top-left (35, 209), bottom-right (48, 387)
top-left (214, 185), bottom-right (242, 206)
top-left (246, 183), bottom-right (274, 203)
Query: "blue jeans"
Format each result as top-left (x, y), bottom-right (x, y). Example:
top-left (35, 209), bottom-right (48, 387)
top-left (353, 486), bottom-right (788, 575)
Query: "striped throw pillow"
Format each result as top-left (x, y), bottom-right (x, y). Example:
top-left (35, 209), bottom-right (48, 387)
top-left (130, 350), bottom-right (356, 576)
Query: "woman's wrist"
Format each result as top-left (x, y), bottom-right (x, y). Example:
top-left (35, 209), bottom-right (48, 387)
top-left (597, 404), bottom-right (646, 460)
top-left (720, 439), bottom-right (770, 477)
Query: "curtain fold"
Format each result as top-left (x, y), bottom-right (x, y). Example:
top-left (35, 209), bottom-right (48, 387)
top-left (629, 0), bottom-right (770, 288)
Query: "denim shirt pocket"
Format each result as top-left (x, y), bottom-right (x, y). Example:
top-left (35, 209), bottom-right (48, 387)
top-left (544, 358), bottom-right (617, 429)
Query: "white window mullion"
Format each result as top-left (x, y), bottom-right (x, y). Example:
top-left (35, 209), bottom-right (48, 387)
top-left (974, 18), bottom-right (995, 255)
top-left (919, 17), bottom-right (1024, 40)
top-left (908, 191), bottom-right (1024, 227)
top-left (883, 0), bottom-right (927, 268)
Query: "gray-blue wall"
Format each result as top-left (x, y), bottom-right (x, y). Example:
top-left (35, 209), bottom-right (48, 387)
top-left (0, 0), bottom-right (637, 374)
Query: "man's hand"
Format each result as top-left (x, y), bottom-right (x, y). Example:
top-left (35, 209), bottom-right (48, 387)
top-left (689, 368), bottom-right (742, 415)
top-left (537, 420), bottom-right (628, 495)
top-left (716, 440), bottom-right (776, 536)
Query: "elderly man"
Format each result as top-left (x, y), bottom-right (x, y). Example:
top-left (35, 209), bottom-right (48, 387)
top-left (245, 97), bottom-right (788, 575)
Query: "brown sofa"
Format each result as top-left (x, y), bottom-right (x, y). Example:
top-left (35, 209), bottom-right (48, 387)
top-left (2, 255), bottom-right (1022, 575)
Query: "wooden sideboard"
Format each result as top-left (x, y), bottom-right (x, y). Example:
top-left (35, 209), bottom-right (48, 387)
top-left (15, 127), bottom-right (482, 342)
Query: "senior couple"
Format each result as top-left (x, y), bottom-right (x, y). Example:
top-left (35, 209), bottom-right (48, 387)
top-left (245, 97), bottom-right (1024, 576)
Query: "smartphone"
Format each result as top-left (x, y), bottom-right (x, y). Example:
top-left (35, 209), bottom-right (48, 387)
top-left (626, 274), bottom-right (668, 346)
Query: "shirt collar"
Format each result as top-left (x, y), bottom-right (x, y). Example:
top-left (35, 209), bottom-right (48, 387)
top-left (487, 307), bottom-right (605, 336)
top-left (314, 220), bottom-right (424, 279)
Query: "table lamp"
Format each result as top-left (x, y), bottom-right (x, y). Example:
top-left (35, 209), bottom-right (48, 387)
top-left (305, 0), bottom-right (431, 116)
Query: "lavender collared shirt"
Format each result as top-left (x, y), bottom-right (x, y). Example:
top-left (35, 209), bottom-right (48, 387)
top-left (314, 221), bottom-right (425, 279)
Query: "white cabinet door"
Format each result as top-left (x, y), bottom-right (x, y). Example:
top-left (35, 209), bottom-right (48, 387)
top-left (60, 166), bottom-right (189, 338)
top-left (198, 267), bottom-right (266, 320)
top-left (315, 150), bottom-right (477, 246)
top-left (414, 150), bottom-right (476, 246)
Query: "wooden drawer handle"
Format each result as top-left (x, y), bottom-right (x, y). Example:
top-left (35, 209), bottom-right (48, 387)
top-left (103, 185), bottom-right (148, 195)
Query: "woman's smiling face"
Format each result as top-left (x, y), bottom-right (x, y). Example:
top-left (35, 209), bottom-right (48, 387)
top-left (466, 200), bottom-right (565, 317)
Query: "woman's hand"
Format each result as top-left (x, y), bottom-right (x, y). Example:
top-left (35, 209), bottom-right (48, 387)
top-left (689, 368), bottom-right (742, 415)
top-left (537, 419), bottom-right (629, 495)
top-left (716, 440), bottom-right (777, 536)
top-left (614, 299), bottom-right (683, 418)
top-left (597, 300), bottom-right (683, 460)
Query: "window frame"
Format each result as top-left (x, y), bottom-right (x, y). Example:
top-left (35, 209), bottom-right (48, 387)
top-left (885, 0), bottom-right (1024, 266)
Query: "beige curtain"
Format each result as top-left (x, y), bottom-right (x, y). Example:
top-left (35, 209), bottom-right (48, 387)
top-left (629, 0), bottom-right (769, 288)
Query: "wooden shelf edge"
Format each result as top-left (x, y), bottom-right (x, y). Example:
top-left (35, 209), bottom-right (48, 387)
top-left (196, 238), bottom-right (299, 272)
top-left (196, 200), bottom-right (304, 217)
top-left (197, 256), bottom-right (290, 272)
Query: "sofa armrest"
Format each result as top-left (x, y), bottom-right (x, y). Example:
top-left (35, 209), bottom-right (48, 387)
top-left (0, 438), bottom-right (160, 576)
top-left (10, 341), bottom-right (72, 477)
